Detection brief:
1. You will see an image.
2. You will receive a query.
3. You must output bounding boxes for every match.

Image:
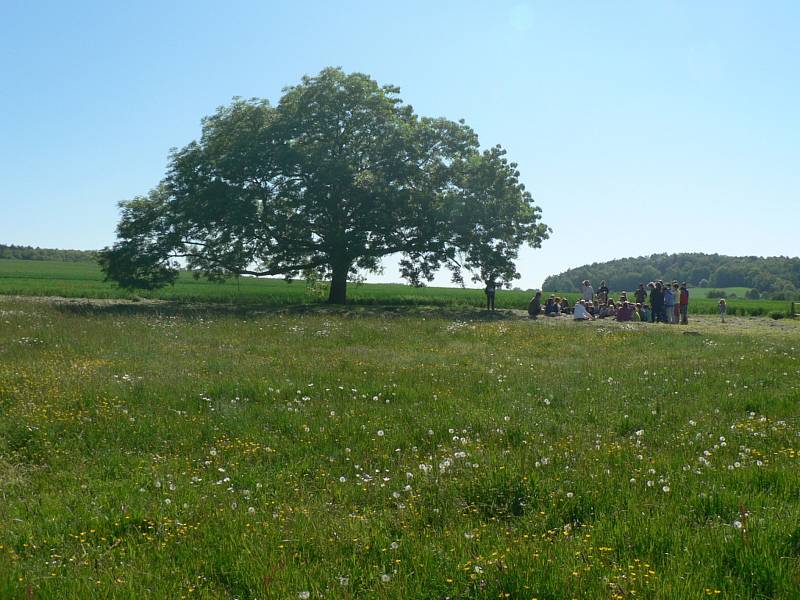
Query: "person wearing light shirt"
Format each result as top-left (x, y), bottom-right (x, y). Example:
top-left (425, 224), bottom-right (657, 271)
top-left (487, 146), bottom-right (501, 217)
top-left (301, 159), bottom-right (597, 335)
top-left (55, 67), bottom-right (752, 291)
top-left (573, 300), bottom-right (594, 320)
top-left (581, 280), bottom-right (594, 302)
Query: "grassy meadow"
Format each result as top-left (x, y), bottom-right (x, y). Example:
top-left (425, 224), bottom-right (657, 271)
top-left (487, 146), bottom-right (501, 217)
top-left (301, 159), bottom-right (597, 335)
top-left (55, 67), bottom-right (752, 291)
top-left (1, 293), bottom-right (799, 598)
top-left (0, 259), bottom-right (793, 317)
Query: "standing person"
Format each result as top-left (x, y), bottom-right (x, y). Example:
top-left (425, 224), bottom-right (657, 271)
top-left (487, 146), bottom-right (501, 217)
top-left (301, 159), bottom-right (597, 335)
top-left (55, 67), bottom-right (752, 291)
top-left (484, 280), bottom-right (497, 311)
top-left (597, 280), bottom-right (610, 304)
top-left (672, 282), bottom-right (681, 324)
top-left (634, 283), bottom-right (647, 305)
top-left (581, 280), bottom-right (594, 303)
top-left (679, 282), bottom-right (690, 324)
top-left (657, 282), bottom-right (667, 322)
top-left (648, 282), bottom-right (659, 322)
top-left (653, 282), bottom-right (667, 322)
top-left (719, 298), bottom-right (727, 323)
top-left (528, 292), bottom-right (542, 319)
top-left (663, 284), bottom-right (675, 324)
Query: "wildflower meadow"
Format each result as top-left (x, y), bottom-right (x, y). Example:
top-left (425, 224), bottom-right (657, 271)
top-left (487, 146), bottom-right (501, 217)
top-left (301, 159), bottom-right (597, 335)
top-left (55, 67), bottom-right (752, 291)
top-left (1, 296), bottom-right (799, 598)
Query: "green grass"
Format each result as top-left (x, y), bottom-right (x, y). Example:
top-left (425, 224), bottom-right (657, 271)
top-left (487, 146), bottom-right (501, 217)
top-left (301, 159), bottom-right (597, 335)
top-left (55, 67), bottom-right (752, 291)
top-left (1, 295), bottom-right (799, 598)
top-left (0, 259), bottom-right (793, 316)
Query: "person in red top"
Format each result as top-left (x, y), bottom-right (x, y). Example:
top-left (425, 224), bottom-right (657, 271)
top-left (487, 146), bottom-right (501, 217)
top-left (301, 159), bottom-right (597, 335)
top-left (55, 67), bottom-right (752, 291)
top-left (679, 282), bottom-right (690, 324)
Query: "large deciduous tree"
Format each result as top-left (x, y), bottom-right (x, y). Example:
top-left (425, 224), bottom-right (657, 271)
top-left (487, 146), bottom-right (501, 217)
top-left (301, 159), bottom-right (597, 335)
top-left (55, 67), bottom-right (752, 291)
top-left (100, 68), bottom-right (549, 303)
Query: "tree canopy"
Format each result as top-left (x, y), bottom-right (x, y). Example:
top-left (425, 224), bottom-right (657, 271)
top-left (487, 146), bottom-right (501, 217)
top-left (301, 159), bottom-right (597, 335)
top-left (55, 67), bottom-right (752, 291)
top-left (100, 68), bottom-right (549, 303)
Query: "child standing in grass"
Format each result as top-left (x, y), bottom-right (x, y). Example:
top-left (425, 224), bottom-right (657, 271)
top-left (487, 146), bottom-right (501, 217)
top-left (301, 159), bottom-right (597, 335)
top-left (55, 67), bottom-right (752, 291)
top-left (719, 298), bottom-right (727, 323)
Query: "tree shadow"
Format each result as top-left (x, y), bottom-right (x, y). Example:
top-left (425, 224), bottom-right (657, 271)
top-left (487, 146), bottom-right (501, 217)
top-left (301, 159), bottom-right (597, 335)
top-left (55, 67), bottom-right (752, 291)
top-left (52, 298), bottom-right (525, 321)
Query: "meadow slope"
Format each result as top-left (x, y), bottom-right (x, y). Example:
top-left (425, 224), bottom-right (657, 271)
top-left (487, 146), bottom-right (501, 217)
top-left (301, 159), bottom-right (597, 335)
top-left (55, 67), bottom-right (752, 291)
top-left (0, 297), bottom-right (799, 598)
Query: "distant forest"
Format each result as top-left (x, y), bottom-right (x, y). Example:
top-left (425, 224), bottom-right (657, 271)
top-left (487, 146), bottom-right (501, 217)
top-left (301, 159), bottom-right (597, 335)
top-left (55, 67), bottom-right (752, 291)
top-left (0, 244), bottom-right (97, 262)
top-left (543, 253), bottom-right (800, 296)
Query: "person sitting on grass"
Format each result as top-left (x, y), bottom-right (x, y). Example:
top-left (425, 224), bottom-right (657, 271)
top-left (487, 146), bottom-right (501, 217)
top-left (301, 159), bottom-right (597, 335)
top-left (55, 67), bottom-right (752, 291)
top-left (528, 291), bottom-right (542, 319)
top-left (560, 297), bottom-right (571, 314)
top-left (545, 296), bottom-right (560, 316)
top-left (641, 303), bottom-right (652, 322)
top-left (616, 301), bottom-right (634, 322)
top-left (573, 299), bottom-right (594, 320)
top-left (606, 300), bottom-right (617, 319)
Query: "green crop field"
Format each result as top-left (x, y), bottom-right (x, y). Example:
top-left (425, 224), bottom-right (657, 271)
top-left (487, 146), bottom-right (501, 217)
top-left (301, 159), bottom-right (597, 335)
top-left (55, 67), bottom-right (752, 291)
top-left (0, 259), bottom-right (793, 317)
top-left (1, 294), bottom-right (799, 598)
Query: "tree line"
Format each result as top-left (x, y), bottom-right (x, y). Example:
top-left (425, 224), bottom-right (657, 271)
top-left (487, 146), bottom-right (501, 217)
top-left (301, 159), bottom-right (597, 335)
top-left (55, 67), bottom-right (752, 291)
top-left (0, 244), bottom-right (97, 263)
top-left (542, 253), bottom-right (800, 297)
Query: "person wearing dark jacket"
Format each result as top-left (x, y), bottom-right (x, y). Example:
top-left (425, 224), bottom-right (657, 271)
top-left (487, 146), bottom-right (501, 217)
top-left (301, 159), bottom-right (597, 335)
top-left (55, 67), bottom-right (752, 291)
top-left (485, 280), bottom-right (497, 311)
top-left (634, 283), bottom-right (647, 305)
top-left (528, 292), bottom-right (542, 319)
top-left (597, 281), bottom-right (610, 304)
top-left (544, 296), bottom-right (559, 316)
top-left (649, 282), bottom-right (664, 323)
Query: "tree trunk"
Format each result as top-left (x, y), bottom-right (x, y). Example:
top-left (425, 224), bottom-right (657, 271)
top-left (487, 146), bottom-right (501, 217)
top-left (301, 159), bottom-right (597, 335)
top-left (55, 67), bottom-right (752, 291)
top-left (328, 263), bottom-right (349, 304)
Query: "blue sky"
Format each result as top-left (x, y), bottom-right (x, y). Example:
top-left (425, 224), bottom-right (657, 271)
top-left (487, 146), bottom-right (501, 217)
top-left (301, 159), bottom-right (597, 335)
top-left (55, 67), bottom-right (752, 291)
top-left (1, 1), bottom-right (798, 289)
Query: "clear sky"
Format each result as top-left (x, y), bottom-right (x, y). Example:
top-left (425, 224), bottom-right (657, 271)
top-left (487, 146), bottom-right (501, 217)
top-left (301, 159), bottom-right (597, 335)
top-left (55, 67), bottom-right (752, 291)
top-left (1, 1), bottom-right (798, 289)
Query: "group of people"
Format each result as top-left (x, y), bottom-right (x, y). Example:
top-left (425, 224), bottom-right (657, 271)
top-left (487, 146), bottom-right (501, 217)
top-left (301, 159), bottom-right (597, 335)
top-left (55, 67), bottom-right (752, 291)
top-left (525, 279), bottom-right (692, 324)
